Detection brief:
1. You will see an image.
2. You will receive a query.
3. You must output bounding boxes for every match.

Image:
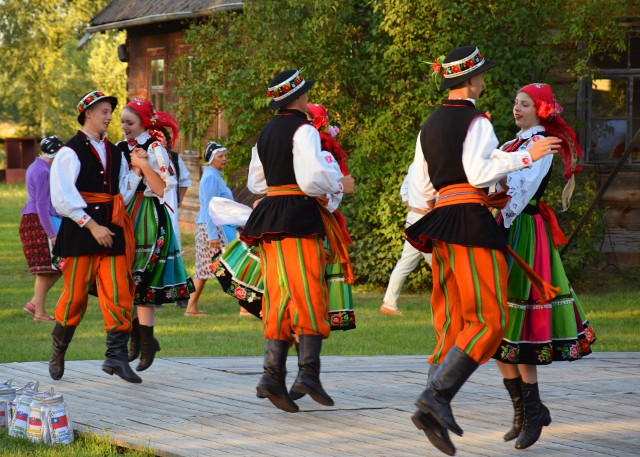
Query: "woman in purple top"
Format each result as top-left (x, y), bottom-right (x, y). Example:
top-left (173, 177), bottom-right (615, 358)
top-left (19, 136), bottom-right (63, 321)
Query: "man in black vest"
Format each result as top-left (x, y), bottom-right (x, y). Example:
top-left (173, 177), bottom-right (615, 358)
top-left (49, 90), bottom-right (144, 384)
top-left (241, 70), bottom-right (355, 413)
top-left (404, 46), bottom-right (561, 455)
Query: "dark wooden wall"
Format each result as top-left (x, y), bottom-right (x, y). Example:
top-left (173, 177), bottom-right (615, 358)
top-left (597, 170), bottom-right (640, 266)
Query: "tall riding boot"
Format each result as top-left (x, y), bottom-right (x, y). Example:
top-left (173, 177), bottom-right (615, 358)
top-left (102, 331), bottom-right (142, 384)
top-left (503, 376), bottom-right (524, 441)
top-left (289, 334), bottom-right (334, 406)
top-left (515, 382), bottom-right (551, 449)
top-left (136, 324), bottom-right (161, 372)
top-left (49, 323), bottom-right (76, 380)
top-left (128, 318), bottom-right (141, 362)
top-left (415, 346), bottom-right (478, 437)
top-left (412, 363), bottom-right (456, 456)
top-left (289, 341), bottom-right (305, 400)
top-left (256, 339), bottom-right (298, 413)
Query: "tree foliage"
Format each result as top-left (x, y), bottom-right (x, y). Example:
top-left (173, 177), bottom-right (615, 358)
top-left (174, 0), bottom-right (635, 287)
top-left (0, 0), bottom-right (126, 140)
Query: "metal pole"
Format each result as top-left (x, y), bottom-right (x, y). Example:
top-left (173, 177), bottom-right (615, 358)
top-left (561, 127), bottom-right (640, 255)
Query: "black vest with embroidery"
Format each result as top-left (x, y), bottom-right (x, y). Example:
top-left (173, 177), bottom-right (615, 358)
top-left (53, 131), bottom-right (126, 257)
top-left (406, 100), bottom-right (507, 251)
top-left (240, 109), bottom-right (324, 244)
top-left (420, 99), bottom-right (484, 189)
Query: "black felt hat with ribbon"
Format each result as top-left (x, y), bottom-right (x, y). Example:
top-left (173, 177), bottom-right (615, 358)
top-left (76, 90), bottom-right (118, 125)
top-left (266, 69), bottom-right (315, 110)
top-left (433, 46), bottom-right (497, 91)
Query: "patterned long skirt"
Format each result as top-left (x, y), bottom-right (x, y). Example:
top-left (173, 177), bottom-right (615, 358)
top-left (127, 193), bottom-right (195, 305)
top-left (194, 223), bottom-right (226, 280)
top-left (493, 211), bottom-right (596, 365)
top-left (19, 213), bottom-right (57, 274)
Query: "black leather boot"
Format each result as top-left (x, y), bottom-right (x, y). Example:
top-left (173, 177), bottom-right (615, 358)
top-left (102, 331), bottom-right (142, 384)
top-left (128, 318), bottom-right (141, 362)
top-left (290, 341), bottom-right (305, 400)
top-left (289, 334), bottom-right (334, 406)
top-left (412, 363), bottom-right (456, 456)
top-left (49, 323), bottom-right (76, 380)
top-left (256, 339), bottom-right (298, 413)
top-left (515, 382), bottom-right (551, 449)
top-left (503, 376), bottom-right (524, 441)
top-left (136, 324), bottom-right (160, 372)
top-left (415, 346), bottom-right (478, 437)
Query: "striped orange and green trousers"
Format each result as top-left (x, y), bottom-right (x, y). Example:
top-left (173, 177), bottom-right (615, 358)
top-left (55, 254), bottom-right (134, 332)
top-left (258, 236), bottom-right (331, 341)
top-left (429, 240), bottom-right (509, 365)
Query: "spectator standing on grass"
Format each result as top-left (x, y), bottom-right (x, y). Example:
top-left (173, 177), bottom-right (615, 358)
top-left (185, 141), bottom-right (237, 317)
top-left (19, 136), bottom-right (64, 322)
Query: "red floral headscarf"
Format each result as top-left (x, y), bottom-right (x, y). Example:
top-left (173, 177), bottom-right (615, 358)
top-left (126, 98), bottom-right (179, 149)
top-left (306, 103), bottom-right (348, 175)
top-left (307, 103), bottom-right (329, 131)
top-left (518, 83), bottom-right (583, 209)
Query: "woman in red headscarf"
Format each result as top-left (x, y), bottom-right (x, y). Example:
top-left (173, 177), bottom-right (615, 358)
top-left (118, 98), bottom-right (195, 372)
top-left (492, 83), bottom-right (596, 450)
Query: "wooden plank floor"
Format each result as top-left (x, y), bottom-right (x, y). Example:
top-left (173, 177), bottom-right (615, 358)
top-left (1, 352), bottom-right (639, 456)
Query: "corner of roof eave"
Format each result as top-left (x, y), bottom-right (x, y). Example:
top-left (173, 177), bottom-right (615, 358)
top-left (83, 2), bottom-right (244, 35)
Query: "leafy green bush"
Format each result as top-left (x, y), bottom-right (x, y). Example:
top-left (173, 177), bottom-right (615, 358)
top-left (173, 0), bottom-right (633, 287)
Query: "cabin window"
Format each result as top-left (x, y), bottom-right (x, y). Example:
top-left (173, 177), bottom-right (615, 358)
top-left (585, 33), bottom-right (640, 164)
top-left (148, 48), bottom-right (166, 112)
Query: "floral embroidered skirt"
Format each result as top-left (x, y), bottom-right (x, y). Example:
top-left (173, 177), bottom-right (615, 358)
top-left (493, 211), bottom-right (596, 365)
top-left (212, 238), bottom-right (356, 330)
top-left (19, 213), bottom-right (57, 274)
top-left (212, 239), bottom-right (263, 318)
top-left (128, 194), bottom-right (194, 305)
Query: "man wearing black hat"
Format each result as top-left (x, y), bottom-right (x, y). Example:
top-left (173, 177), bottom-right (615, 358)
top-left (49, 90), bottom-right (143, 384)
top-left (404, 46), bottom-right (561, 455)
top-left (241, 69), bottom-right (355, 413)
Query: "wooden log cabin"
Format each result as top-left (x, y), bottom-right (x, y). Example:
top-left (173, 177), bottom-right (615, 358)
top-left (87, 2), bottom-right (640, 266)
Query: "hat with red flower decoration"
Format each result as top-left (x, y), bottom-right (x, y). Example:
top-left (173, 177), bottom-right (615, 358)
top-left (266, 69), bottom-right (315, 110)
top-left (432, 46), bottom-right (497, 91)
top-left (76, 90), bottom-right (118, 125)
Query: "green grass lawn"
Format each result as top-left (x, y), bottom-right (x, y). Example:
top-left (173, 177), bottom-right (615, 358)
top-left (0, 428), bottom-right (154, 456)
top-left (1, 181), bottom-right (638, 365)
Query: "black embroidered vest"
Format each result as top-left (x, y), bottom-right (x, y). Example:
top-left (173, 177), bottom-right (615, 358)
top-left (241, 109), bottom-right (325, 243)
top-left (420, 99), bottom-right (484, 190)
top-left (53, 131), bottom-right (126, 257)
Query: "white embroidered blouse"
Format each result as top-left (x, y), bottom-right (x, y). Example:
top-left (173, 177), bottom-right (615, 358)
top-left (498, 125), bottom-right (553, 228)
top-left (126, 131), bottom-right (177, 205)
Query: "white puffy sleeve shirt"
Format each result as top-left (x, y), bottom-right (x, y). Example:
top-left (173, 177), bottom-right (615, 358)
top-left (247, 124), bottom-right (344, 197)
top-left (138, 136), bottom-right (177, 205)
top-left (50, 136), bottom-right (141, 227)
top-left (462, 116), bottom-right (535, 188)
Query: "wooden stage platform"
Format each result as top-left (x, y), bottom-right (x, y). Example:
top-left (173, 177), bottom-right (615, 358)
top-left (1, 352), bottom-right (638, 456)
